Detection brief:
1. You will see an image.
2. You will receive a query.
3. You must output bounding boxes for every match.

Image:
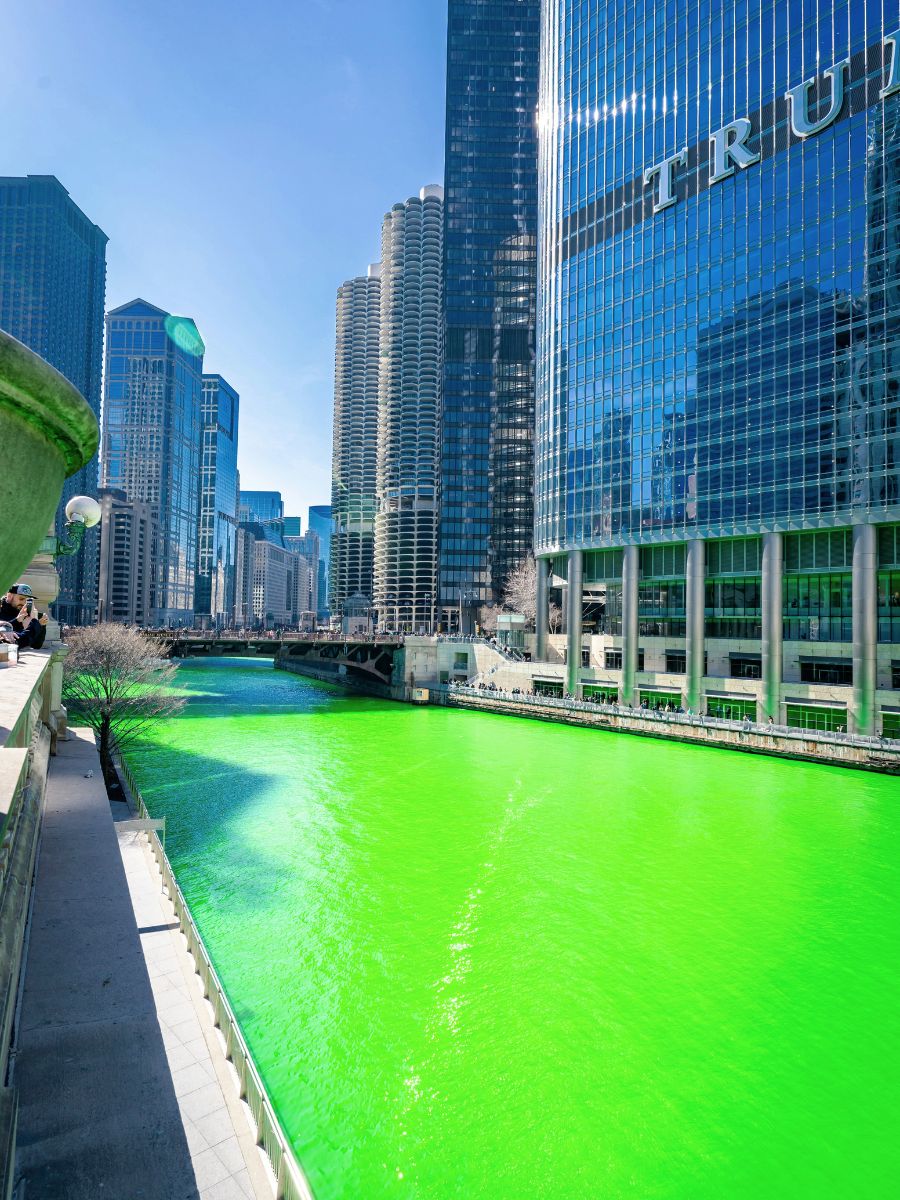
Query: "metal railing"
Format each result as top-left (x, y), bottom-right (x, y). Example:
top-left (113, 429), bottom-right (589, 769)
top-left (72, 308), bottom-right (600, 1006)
top-left (436, 684), bottom-right (900, 755)
top-left (116, 756), bottom-right (315, 1200)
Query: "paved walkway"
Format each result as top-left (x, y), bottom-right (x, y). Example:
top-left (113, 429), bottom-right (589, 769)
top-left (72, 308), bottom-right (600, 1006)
top-left (14, 728), bottom-right (273, 1200)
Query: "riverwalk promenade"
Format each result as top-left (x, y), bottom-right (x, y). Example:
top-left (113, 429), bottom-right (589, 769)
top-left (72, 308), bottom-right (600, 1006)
top-left (12, 728), bottom-right (272, 1200)
top-left (435, 685), bottom-right (900, 773)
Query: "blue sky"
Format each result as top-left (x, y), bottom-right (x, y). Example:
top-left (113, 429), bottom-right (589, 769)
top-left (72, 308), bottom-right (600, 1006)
top-left (3, 0), bottom-right (447, 521)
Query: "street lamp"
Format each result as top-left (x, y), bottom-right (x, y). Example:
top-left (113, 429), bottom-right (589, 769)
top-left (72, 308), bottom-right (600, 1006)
top-left (18, 494), bottom-right (101, 637)
top-left (54, 494), bottom-right (102, 559)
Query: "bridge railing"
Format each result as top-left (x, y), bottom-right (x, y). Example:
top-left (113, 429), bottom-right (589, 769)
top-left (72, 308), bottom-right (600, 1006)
top-left (116, 756), bottom-right (316, 1200)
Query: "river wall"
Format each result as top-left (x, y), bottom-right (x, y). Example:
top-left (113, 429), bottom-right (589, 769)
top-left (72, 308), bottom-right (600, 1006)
top-left (434, 690), bottom-right (900, 774)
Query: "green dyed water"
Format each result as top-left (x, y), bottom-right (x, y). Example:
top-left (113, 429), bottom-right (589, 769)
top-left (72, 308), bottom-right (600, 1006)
top-left (130, 658), bottom-right (899, 1199)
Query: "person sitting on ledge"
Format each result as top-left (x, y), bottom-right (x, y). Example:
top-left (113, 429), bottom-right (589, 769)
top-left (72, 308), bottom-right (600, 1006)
top-left (0, 584), bottom-right (48, 650)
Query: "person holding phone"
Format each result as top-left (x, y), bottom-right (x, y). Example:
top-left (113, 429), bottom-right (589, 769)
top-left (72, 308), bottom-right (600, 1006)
top-left (0, 584), bottom-right (48, 649)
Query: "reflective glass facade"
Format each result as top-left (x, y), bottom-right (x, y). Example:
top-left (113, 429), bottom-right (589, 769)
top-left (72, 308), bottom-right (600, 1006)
top-left (102, 299), bottom-right (204, 626)
top-left (0, 175), bottom-right (107, 623)
top-left (536, 0), bottom-right (900, 550)
top-left (239, 490), bottom-right (284, 545)
top-left (308, 504), bottom-right (332, 617)
top-left (439, 0), bottom-right (541, 627)
top-left (196, 375), bottom-right (239, 628)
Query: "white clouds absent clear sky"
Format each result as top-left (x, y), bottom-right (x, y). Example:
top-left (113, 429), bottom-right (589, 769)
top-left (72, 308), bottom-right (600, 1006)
top-left (2, 0), bottom-right (447, 521)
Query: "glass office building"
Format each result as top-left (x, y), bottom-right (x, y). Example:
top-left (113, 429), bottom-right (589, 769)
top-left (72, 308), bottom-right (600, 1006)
top-left (102, 299), bottom-right (204, 626)
top-left (438, 0), bottom-right (541, 630)
top-left (239, 490), bottom-right (284, 544)
top-left (196, 375), bottom-right (240, 628)
top-left (308, 504), bottom-right (332, 618)
top-left (0, 175), bottom-right (107, 623)
top-left (535, 0), bottom-right (900, 734)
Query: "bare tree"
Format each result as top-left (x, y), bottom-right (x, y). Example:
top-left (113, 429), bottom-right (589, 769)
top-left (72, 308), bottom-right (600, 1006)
top-left (478, 604), bottom-right (498, 634)
top-left (501, 556), bottom-right (537, 623)
top-left (63, 624), bottom-right (185, 784)
top-left (548, 601), bottom-right (563, 634)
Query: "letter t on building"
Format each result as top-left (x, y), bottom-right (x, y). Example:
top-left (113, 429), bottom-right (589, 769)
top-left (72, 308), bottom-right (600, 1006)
top-left (644, 150), bottom-right (687, 212)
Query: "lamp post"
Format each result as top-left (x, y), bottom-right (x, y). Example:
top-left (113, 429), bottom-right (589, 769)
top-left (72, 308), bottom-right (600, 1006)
top-left (19, 494), bottom-right (101, 640)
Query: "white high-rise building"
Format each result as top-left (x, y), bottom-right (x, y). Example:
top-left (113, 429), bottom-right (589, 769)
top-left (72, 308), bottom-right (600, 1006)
top-left (373, 186), bottom-right (443, 633)
top-left (330, 263), bottom-right (381, 616)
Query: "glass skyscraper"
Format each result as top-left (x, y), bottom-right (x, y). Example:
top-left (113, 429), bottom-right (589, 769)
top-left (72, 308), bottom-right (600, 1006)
top-left (196, 374), bottom-right (239, 628)
top-left (102, 299), bottom-right (204, 626)
top-left (438, 0), bottom-right (541, 630)
top-left (0, 175), bottom-right (107, 623)
top-left (308, 504), bottom-right (332, 618)
top-left (239, 490), bottom-right (285, 544)
top-left (535, 0), bottom-right (900, 735)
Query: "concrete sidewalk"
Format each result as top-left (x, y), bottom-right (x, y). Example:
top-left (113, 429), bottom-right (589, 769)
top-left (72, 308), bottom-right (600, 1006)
top-left (13, 728), bottom-right (271, 1200)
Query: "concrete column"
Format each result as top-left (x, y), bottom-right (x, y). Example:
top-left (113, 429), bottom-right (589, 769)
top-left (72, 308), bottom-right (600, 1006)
top-left (621, 545), bottom-right (639, 706)
top-left (565, 549), bottom-right (583, 696)
top-left (685, 538), bottom-right (705, 712)
top-left (761, 532), bottom-right (783, 722)
top-left (535, 558), bottom-right (550, 662)
top-left (851, 521), bottom-right (877, 735)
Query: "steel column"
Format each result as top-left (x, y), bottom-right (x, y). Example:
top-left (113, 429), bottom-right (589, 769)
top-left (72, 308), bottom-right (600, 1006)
top-left (565, 549), bottom-right (583, 696)
top-left (621, 545), bottom-right (639, 706)
top-left (851, 522), bottom-right (877, 735)
top-left (535, 558), bottom-right (550, 661)
top-left (761, 532), bottom-right (783, 722)
top-left (685, 538), bottom-right (705, 711)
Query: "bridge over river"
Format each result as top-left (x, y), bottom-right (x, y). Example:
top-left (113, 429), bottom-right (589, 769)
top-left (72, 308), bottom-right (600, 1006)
top-left (146, 633), bottom-right (404, 691)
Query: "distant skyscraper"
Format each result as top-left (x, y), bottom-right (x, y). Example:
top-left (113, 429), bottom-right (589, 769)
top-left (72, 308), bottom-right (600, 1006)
top-left (239, 490), bottom-right (284, 544)
top-left (283, 522), bottom-right (319, 616)
top-left (374, 186), bottom-right (443, 632)
top-left (0, 175), bottom-right (108, 624)
top-left (196, 375), bottom-right (239, 628)
top-left (96, 487), bottom-right (157, 626)
top-left (102, 299), bottom-right (204, 626)
top-left (438, 1), bottom-right (540, 630)
top-left (330, 264), bottom-right (381, 614)
top-left (308, 504), bottom-right (332, 618)
top-left (234, 521), bottom-right (307, 628)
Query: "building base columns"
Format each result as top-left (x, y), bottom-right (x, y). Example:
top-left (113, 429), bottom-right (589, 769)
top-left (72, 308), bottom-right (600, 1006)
top-left (851, 522), bottom-right (877, 735)
top-left (621, 545), bottom-right (639, 707)
top-left (535, 558), bottom-right (550, 661)
top-left (761, 532), bottom-right (783, 723)
top-left (565, 550), bottom-right (583, 696)
top-left (685, 538), bottom-right (705, 713)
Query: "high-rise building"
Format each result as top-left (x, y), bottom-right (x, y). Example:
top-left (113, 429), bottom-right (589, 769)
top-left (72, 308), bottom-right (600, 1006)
top-left (438, 1), bottom-right (541, 630)
top-left (96, 487), bottom-right (157, 626)
top-left (374, 185), bottom-right (443, 632)
top-left (0, 175), bottom-right (108, 624)
top-left (234, 521), bottom-right (306, 628)
top-left (535, 0), bottom-right (900, 736)
top-left (239, 490), bottom-right (284, 546)
top-left (102, 299), bottom-right (204, 626)
top-left (196, 375), bottom-right (239, 629)
top-left (240, 490), bottom-right (284, 525)
top-left (330, 264), bottom-right (381, 615)
top-left (283, 521), bottom-right (319, 617)
top-left (308, 504), bottom-right (332, 618)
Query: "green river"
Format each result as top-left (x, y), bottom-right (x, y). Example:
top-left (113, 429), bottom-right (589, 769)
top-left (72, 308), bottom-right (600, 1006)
top-left (129, 657), bottom-right (899, 1199)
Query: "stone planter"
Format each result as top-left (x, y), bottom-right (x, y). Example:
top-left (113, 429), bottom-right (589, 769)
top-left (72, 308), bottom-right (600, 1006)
top-left (0, 330), bottom-right (98, 589)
